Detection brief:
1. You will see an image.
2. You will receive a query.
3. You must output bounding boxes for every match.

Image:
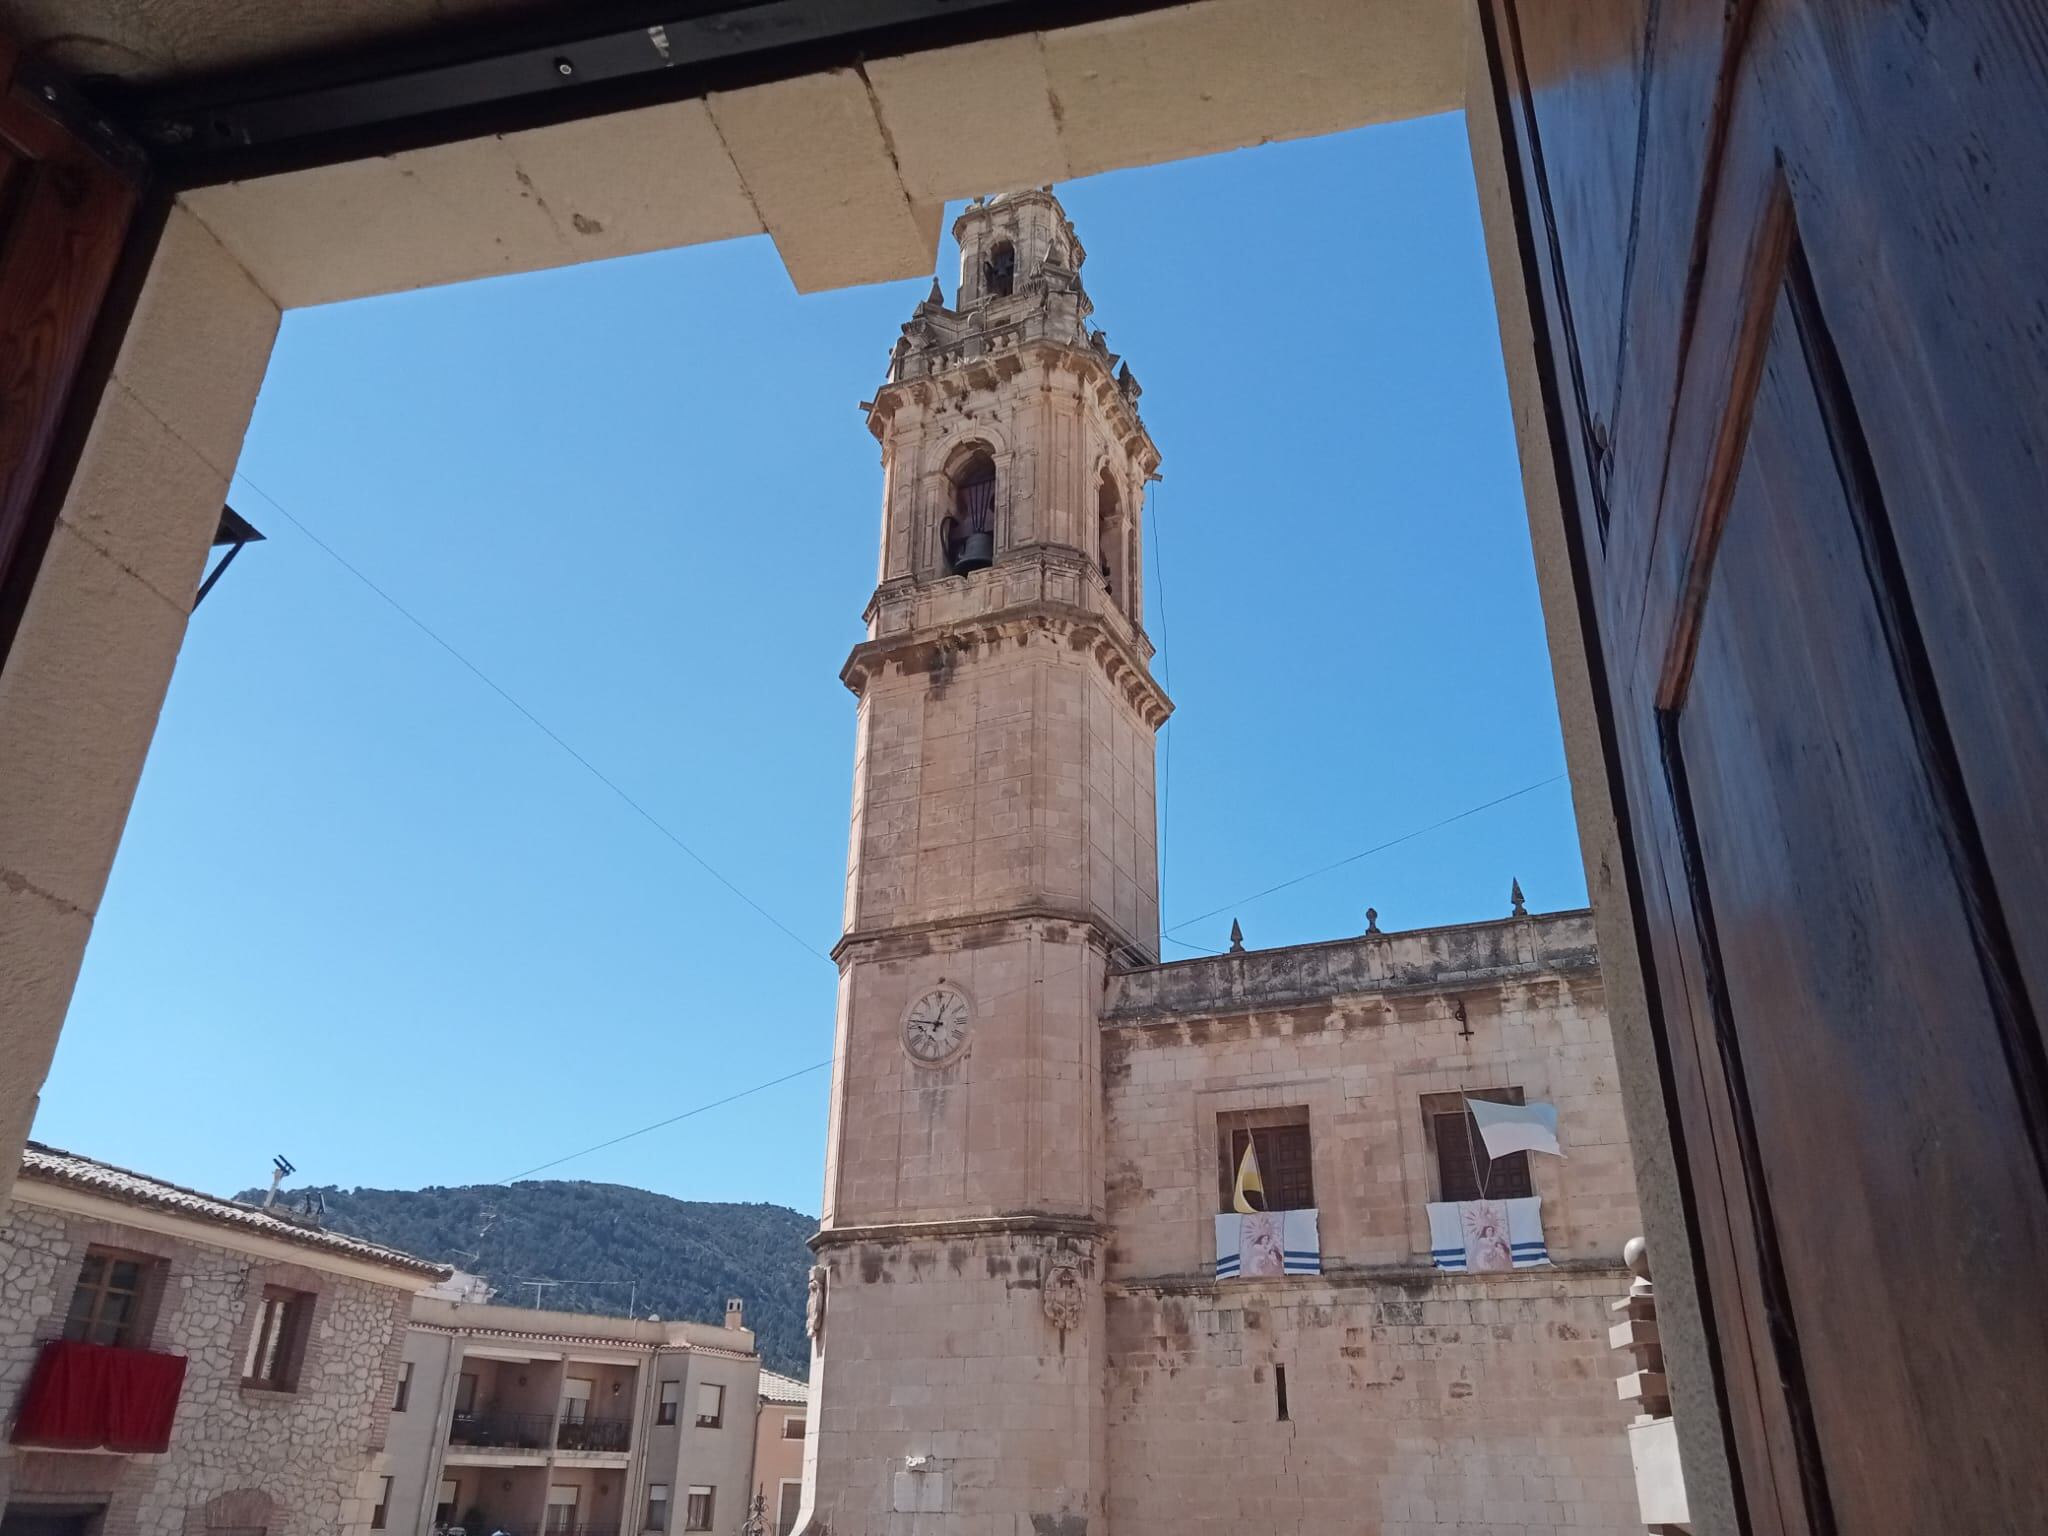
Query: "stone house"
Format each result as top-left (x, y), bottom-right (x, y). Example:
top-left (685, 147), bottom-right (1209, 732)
top-left (382, 1297), bottom-right (762, 1536)
top-left (802, 190), bottom-right (1644, 1536)
top-left (0, 1143), bottom-right (449, 1536)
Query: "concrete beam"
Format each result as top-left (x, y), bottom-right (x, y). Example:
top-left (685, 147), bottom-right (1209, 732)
top-left (1039, 0), bottom-right (1462, 179)
top-left (864, 35), bottom-right (1069, 203)
top-left (181, 99), bottom-right (763, 309)
top-left (708, 68), bottom-right (942, 295)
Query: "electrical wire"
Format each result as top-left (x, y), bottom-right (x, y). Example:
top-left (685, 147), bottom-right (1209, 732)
top-left (216, 474), bottom-right (1568, 1185)
top-left (1147, 476), bottom-right (1174, 892)
top-left (230, 469), bottom-right (833, 967)
top-left (1162, 772), bottom-right (1571, 935)
top-left (497, 772), bottom-right (1568, 1180)
top-left (498, 1058), bottom-right (837, 1183)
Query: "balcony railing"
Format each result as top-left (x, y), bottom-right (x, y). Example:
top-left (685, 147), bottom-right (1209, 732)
top-left (448, 1409), bottom-right (554, 1450)
top-left (556, 1416), bottom-right (631, 1453)
top-left (543, 1523), bottom-right (619, 1536)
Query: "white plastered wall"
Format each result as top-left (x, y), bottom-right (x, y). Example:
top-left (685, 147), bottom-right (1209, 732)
top-left (0, 1), bottom-right (1729, 1530)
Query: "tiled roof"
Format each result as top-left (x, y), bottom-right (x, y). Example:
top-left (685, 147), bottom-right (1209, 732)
top-left (19, 1142), bottom-right (451, 1280)
top-left (758, 1369), bottom-right (809, 1405)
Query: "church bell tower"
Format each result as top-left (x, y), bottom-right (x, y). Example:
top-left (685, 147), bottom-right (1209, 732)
top-left (801, 189), bottom-right (1169, 1536)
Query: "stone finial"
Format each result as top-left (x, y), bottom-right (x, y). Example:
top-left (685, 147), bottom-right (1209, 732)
top-left (1624, 1235), bottom-right (1651, 1284)
top-left (1510, 878), bottom-right (1527, 917)
top-left (1228, 919), bottom-right (1245, 954)
top-left (925, 275), bottom-right (943, 307)
top-left (1364, 907), bottom-right (1381, 935)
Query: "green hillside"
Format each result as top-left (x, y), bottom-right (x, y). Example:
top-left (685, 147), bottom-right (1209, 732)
top-left (253, 1179), bottom-right (816, 1375)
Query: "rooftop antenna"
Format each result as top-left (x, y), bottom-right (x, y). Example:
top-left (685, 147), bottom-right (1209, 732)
top-left (517, 1279), bottom-right (560, 1310)
top-left (266, 1154), bottom-right (295, 1209)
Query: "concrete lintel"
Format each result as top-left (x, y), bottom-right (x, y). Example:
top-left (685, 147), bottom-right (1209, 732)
top-left (181, 99), bottom-right (763, 309)
top-left (708, 68), bottom-right (941, 295)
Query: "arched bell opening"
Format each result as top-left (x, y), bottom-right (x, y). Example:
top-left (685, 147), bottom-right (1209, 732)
top-left (1097, 468), bottom-right (1128, 608)
top-left (983, 240), bottom-right (1016, 299)
top-left (942, 451), bottom-right (998, 575)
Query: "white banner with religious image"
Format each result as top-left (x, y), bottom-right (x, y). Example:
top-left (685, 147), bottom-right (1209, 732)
top-left (1426, 1196), bottom-right (1550, 1272)
top-left (1214, 1208), bottom-right (1320, 1278)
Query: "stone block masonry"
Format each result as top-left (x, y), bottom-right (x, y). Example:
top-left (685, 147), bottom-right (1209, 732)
top-left (0, 1197), bottom-right (419, 1536)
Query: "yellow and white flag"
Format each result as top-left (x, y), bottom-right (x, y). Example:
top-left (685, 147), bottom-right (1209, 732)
top-left (1231, 1138), bottom-right (1266, 1214)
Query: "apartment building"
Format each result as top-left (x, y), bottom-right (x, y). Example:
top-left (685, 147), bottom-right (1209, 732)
top-left (747, 1375), bottom-right (807, 1536)
top-left (385, 1298), bottom-right (760, 1536)
top-left (0, 1143), bottom-right (449, 1536)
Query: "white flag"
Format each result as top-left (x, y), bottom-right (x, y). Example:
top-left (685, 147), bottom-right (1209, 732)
top-left (1466, 1096), bottom-right (1563, 1158)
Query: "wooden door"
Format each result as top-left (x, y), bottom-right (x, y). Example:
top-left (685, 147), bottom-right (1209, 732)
top-left (0, 39), bottom-right (139, 653)
top-left (1480, 2), bottom-right (2048, 1531)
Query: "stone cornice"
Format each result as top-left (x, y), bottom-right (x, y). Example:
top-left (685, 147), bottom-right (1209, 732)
top-left (1101, 909), bottom-right (1602, 1025)
top-left (811, 1213), bottom-right (1104, 1251)
top-left (832, 903), bottom-right (1147, 968)
top-left (868, 336), bottom-right (1158, 475)
top-left (841, 597), bottom-right (1172, 728)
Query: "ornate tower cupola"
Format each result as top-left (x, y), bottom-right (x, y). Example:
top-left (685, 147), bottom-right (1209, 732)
top-left (802, 187), bottom-right (1168, 1536)
top-left (865, 188), bottom-right (1158, 639)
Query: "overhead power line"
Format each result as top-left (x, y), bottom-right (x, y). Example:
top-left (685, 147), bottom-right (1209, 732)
top-left (495, 774), bottom-right (1572, 1179)
top-left (498, 1057), bottom-right (836, 1184)
top-left (229, 470), bottom-right (832, 966)
top-left (1163, 772), bottom-right (1571, 935)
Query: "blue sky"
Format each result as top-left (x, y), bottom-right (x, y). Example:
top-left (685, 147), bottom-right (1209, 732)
top-left (36, 109), bottom-right (1583, 1215)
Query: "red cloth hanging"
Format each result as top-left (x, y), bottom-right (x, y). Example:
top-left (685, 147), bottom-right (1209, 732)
top-left (11, 1339), bottom-right (186, 1453)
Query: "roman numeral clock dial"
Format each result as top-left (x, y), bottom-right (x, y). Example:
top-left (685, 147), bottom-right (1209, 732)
top-left (903, 986), bottom-right (971, 1065)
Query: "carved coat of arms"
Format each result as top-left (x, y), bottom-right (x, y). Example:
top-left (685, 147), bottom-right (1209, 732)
top-left (1041, 1256), bottom-right (1085, 1333)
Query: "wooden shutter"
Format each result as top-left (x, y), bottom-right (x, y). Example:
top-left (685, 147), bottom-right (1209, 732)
top-left (1226, 1124), bottom-right (1315, 1212)
top-left (1432, 1109), bottom-right (1532, 1203)
top-left (1482, 3), bottom-right (2048, 1528)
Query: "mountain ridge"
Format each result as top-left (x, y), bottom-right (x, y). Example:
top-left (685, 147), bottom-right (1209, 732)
top-left (245, 1178), bottom-right (816, 1375)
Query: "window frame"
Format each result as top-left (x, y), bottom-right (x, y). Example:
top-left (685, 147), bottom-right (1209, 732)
top-left (1215, 1112), bottom-right (1316, 1213)
top-left (684, 1488), bottom-right (714, 1533)
top-left (645, 1483), bottom-right (670, 1533)
top-left (435, 1478), bottom-right (461, 1527)
top-left (63, 1245), bottom-right (162, 1349)
top-left (241, 1285), bottom-right (313, 1392)
top-left (694, 1381), bottom-right (724, 1429)
top-left (775, 1479), bottom-right (803, 1536)
top-left (372, 1476), bottom-right (393, 1531)
top-left (780, 1412), bottom-right (805, 1441)
top-left (657, 1378), bottom-right (680, 1426)
top-left (454, 1371), bottom-right (479, 1415)
top-left (1423, 1086), bottom-right (1534, 1202)
top-left (392, 1358), bottom-right (413, 1412)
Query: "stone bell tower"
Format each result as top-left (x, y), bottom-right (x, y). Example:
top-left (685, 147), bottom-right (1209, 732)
top-left (800, 189), bottom-right (1168, 1536)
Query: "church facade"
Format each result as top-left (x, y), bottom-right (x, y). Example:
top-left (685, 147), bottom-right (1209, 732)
top-left (800, 190), bottom-right (1643, 1536)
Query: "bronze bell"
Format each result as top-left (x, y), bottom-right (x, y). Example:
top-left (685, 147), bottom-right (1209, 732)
top-left (951, 531), bottom-right (995, 572)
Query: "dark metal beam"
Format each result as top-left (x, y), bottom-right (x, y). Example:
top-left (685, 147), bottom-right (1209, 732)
top-left (94, 0), bottom-right (1184, 191)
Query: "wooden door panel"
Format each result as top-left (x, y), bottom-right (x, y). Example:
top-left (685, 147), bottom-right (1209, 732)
top-left (1488, 0), bottom-right (2048, 1529)
top-left (0, 47), bottom-right (138, 648)
top-left (1753, 0), bottom-right (2048, 1048)
top-left (1665, 257), bottom-right (2048, 1531)
top-left (1499, 0), bottom-right (1646, 521)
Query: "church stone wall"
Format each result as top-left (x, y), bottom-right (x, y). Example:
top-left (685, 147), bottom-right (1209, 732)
top-left (807, 1228), bottom-right (1105, 1536)
top-left (1097, 912), bottom-right (1641, 1535)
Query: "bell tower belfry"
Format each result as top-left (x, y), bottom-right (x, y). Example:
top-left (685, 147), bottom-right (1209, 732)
top-left (800, 188), bottom-right (1168, 1536)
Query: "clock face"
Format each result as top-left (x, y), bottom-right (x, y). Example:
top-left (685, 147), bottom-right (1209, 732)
top-left (903, 986), bottom-right (971, 1064)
